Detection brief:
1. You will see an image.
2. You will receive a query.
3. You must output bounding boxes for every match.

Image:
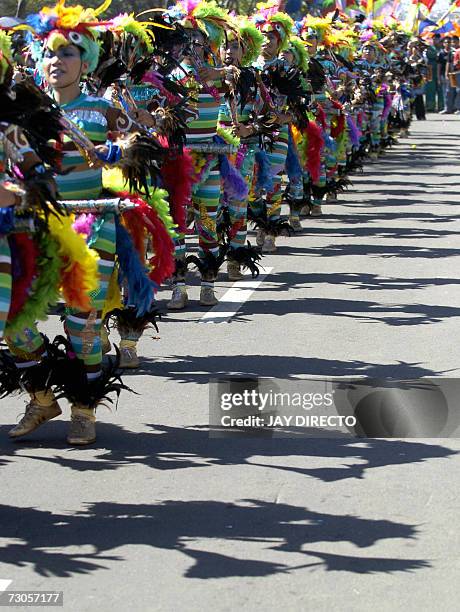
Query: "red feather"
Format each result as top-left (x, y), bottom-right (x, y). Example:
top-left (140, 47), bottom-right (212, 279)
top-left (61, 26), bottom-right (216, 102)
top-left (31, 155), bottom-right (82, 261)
top-left (305, 120), bottom-right (324, 184)
top-left (121, 209), bottom-right (145, 257)
top-left (160, 149), bottom-right (193, 233)
top-left (118, 192), bottom-right (176, 288)
top-left (8, 233), bottom-right (38, 319)
top-left (330, 100), bottom-right (345, 139)
top-left (315, 103), bottom-right (327, 131)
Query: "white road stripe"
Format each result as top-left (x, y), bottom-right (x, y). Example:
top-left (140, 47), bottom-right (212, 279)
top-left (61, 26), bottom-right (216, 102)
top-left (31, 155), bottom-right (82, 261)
top-left (200, 267), bottom-right (274, 323)
top-left (0, 580), bottom-right (12, 591)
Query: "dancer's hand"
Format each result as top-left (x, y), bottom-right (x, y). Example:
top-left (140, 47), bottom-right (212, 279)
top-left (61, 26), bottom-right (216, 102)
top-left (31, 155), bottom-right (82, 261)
top-left (0, 184), bottom-right (18, 208)
top-left (92, 145), bottom-right (109, 168)
top-left (134, 109), bottom-right (156, 127)
top-left (198, 66), bottom-right (223, 82)
top-left (234, 124), bottom-right (253, 138)
top-left (277, 112), bottom-right (293, 125)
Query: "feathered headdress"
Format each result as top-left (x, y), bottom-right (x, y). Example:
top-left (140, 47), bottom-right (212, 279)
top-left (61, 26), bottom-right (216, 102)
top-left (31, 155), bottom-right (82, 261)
top-left (229, 17), bottom-right (264, 67)
top-left (252, 2), bottom-right (294, 52)
top-left (109, 13), bottom-right (156, 55)
top-left (0, 31), bottom-right (13, 86)
top-left (299, 16), bottom-right (332, 44)
top-left (323, 27), bottom-right (355, 53)
top-left (164, 0), bottom-right (232, 51)
top-left (26, 0), bottom-right (113, 74)
top-left (287, 36), bottom-right (309, 73)
top-left (88, 12), bottom-right (158, 87)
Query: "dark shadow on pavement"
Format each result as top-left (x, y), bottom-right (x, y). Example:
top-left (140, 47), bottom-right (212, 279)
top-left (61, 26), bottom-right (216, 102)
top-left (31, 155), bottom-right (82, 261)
top-left (0, 498), bottom-right (431, 578)
top-left (0, 421), bottom-right (456, 481)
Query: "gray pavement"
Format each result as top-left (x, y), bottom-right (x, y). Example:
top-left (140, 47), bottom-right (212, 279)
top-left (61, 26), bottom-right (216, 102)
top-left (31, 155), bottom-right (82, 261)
top-left (0, 115), bottom-right (459, 611)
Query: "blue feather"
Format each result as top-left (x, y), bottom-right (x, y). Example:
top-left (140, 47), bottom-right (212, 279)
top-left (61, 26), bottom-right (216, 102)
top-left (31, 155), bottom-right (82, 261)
top-left (254, 150), bottom-right (274, 193)
top-left (0, 207), bottom-right (15, 234)
top-left (115, 217), bottom-right (155, 317)
top-left (324, 134), bottom-right (337, 152)
top-left (26, 13), bottom-right (56, 36)
top-left (286, 132), bottom-right (302, 181)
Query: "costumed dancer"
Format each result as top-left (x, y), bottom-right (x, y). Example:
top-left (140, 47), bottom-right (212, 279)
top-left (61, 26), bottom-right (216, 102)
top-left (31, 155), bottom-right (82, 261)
top-left (164, 0), bottom-right (243, 309)
top-left (89, 13), bottom-right (179, 368)
top-left (0, 29), bottom-right (103, 443)
top-left (299, 18), bottom-right (329, 216)
top-left (280, 35), bottom-right (311, 230)
top-left (250, 1), bottom-right (294, 252)
top-left (217, 16), bottom-right (264, 279)
top-left (14, 0), bottom-right (162, 444)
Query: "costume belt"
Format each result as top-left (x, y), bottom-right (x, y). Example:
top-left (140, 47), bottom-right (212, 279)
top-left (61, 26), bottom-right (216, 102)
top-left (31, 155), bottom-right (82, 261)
top-left (187, 142), bottom-right (237, 154)
top-left (59, 197), bottom-right (138, 214)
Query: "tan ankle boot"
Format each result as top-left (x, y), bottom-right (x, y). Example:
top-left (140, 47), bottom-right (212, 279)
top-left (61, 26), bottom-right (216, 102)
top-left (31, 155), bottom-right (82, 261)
top-left (200, 284), bottom-right (218, 306)
top-left (167, 285), bottom-right (188, 310)
top-left (310, 205), bottom-right (323, 217)
top-left (262, 234), bottom-right (276, 253)
top-left (289, 216), bottom-right (302, 231)
top-left (67, 405), bottom-right (96, 446)
top-left (255, 229), bottom-right (266, 247)
top-left (119, 339), bottom-right (140, 369)
top-left (227, 260), bottom-right (244, 281)
top-left (9, 390), bottom-right (61, 439)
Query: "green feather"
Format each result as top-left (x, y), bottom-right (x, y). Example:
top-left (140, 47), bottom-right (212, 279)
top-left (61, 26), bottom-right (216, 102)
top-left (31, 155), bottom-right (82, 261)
top-left (237, 19), bottom-right (264, 67)
top-left (6, 231), bottom-right (61, 336)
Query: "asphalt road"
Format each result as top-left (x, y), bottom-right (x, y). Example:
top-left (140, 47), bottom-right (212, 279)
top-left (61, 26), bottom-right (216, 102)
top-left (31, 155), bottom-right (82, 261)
top-left (0, 115), bottom-right (459, 611)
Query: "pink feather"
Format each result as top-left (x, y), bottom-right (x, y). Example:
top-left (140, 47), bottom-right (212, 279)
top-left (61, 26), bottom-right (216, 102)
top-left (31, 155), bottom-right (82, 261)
top-left (72, 213), bottom-right (96, 236)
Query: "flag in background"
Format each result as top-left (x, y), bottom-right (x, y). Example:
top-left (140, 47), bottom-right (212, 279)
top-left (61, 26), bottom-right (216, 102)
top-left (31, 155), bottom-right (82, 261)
top-left (435, 21), bottom-right (455, 34)
top-left (412, 0), bottom-right (436, 11)
top-left (419, 18), bottom-right (437, 33)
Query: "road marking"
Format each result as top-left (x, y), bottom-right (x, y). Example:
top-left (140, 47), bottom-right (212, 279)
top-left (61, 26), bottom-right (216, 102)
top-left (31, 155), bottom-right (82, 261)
top-left (0, 580), bottom-right (12, 592)
top-left (200, 267), bottom-right (274, 323)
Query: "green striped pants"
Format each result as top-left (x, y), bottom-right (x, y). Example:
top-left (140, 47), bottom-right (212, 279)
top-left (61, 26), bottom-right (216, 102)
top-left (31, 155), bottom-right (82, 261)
top-left (0, 236), bottom-right (12, 339)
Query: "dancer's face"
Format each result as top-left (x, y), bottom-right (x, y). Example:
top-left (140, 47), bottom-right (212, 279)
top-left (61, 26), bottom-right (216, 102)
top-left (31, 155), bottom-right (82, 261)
top-left (305, 37), bottom-right (317, 56)
top-left (224, 39), bottom-right (243, 66)
top-left (42, 44), bottom-right (87, 89)
top-left (281, 49), bottom-right (294, 66)
top-left (261, 31), bottom-right (279, 59)
top-left (190, 29), bottom-right (206, 61)
top-left (362, 46), bottom-right (375, 62)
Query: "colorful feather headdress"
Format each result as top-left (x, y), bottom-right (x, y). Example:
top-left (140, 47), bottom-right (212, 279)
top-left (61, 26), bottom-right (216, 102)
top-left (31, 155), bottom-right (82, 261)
top-left (163, 0), bottom-right (232, 51)
top-left (286, 36), bottom-right (309, 72)
top-left (252, 1), bottom-right (294, 52)
top-left (323, 27), bottom-right (356, 52)
top-left (299, 15), bottom-right (332, 44)
top-left (228, 16), bottom-right (264, 67)
top-left (108, 13), bottom-right (156, 55)
top-left (0, 31), bottom-right (13, 86)
top-left (26, 0), bottom-right (113, 74)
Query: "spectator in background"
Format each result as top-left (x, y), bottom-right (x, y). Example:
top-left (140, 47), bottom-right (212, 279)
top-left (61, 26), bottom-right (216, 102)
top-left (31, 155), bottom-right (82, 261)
top-left (452, 38), bottom-right (460, 114)
top-left (443, 35), bottom-right (460, 114)
top-left (425, 33), bottom-right (443, 112)
top-left (409, 39), bottom-right (428, 120)
top-left (438, 36), bottom-right (451, 114)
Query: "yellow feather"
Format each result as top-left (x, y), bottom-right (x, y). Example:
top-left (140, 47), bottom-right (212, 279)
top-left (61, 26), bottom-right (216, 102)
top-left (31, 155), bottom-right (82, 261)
top-left (102, 268), bottom-right (123, 319)
top-left (47, 213), bottom-right (99, 295)
top-left (94, 0), bottom-right (112, 17)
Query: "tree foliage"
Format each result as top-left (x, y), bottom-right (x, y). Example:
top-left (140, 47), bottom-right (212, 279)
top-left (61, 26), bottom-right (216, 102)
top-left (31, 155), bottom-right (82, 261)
top-left (1, 0), bottom-right (314, 20)
top-left (1, 0), bottom-right (261, 19)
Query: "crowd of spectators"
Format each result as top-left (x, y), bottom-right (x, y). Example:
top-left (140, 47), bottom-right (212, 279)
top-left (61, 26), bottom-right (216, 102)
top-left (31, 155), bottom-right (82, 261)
top-left (424, 33), bottom-right (460, 115)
